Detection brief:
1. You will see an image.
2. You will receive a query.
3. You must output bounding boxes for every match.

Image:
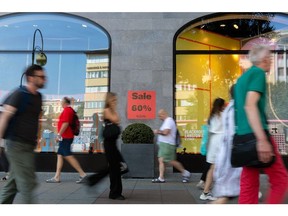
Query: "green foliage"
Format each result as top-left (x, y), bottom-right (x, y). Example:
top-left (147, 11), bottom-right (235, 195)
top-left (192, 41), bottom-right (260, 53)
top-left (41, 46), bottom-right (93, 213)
top-left (121, 123), bottom-right (154, 144)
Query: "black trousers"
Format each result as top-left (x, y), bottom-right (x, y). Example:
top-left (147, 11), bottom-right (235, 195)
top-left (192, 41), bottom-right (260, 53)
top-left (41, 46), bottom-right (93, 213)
top-left (103, 139), bottom-right (123, 198)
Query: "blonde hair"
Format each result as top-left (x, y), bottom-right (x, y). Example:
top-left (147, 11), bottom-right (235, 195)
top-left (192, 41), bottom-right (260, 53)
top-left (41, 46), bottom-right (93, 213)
top-left (104, 92), bottom-right (117, 108)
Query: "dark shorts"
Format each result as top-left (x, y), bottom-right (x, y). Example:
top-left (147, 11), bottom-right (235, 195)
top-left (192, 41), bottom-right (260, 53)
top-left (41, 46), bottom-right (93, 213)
top-left (57, 138), bottom-right (74, 156)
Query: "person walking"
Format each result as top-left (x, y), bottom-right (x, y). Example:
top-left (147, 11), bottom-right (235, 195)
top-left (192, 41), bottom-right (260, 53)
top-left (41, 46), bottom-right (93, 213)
top-left (0, 139), bottom-right (9, 181)
top-left (152, 109), bottom-right (191, 183)
top-left (234, 44), bottom-right (288, 204)
top-left (46, 97), bottom-right (87, 184)
top-left (199, 98), bottom-right (225, 201)
top-left (102, 92), bottom-right (126, 200)
top-left (210, 85), bottom-right (243, 204)
top-left (0, 64), bottom-right (46, 204)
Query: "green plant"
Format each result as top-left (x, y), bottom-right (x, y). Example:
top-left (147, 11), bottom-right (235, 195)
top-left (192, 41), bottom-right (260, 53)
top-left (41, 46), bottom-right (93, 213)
top-left (121, 123), bottom-right (154, 144)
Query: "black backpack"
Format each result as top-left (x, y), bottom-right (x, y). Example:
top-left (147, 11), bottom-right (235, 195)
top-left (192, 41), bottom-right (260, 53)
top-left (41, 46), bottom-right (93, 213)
top-left (69, 107), bottom-right (80, 136)
top-left (175, 128), bottom-right (182, 148)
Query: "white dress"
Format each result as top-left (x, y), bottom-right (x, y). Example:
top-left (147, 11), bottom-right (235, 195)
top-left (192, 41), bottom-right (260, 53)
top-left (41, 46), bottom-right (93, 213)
top-left (206, 114), bottom-right (223, 164)
top-left (212, 100), bottom-right (242, 198)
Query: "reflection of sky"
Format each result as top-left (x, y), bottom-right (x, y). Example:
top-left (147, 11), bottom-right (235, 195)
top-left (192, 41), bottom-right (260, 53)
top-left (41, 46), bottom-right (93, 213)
top-left (0, 13), bottom-right (109, 101)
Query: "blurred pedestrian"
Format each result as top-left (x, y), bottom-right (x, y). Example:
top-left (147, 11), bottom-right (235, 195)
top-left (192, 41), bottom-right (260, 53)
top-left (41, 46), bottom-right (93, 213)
top-left (234, 44), bottom-right (288, 204)
top-left (0, 139), bottom-right (9, 181)
top-left (0, 64), bottom-right (46, 204)
top-left (199, 98), bottom-right (225, 201)
top-left (152, 109), bottom-right (191, 183)
top-left (46, 97), bottom-right (87, 184)
top-left (211, 85), bottom-right (242, 204)
top-left (102, 92), bottom-right (126, 200)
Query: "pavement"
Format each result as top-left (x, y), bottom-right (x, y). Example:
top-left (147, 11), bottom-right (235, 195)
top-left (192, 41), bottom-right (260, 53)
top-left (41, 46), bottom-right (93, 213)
top-left (0, 170), bottom-right (287, 205)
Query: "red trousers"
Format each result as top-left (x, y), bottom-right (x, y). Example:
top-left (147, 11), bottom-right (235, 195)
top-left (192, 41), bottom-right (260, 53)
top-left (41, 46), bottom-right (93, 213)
top-left (239, 137), bottom-right (288, 204)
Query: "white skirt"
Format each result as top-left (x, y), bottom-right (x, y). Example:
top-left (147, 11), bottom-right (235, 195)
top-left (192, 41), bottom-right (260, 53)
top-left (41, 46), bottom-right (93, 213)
top-left (206, 133), bottom-right (223, 164)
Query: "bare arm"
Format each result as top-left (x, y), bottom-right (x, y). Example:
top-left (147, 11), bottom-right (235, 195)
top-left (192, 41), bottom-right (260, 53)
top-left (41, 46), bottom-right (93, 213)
top-left (245, 91), bottom-right (274, 163)
top-left (0, 104), bottom-right (17, 138)
top-left (154, 129), bottom-right (171, 136)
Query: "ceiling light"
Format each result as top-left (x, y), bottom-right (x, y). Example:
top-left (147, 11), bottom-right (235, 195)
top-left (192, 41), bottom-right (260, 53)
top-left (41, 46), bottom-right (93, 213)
top-left (200, 25), bottom-right (205, 29)
top-left (233, 24), bottom-right (239, 29)
top-left (220, 24), bottom-right (226, 27)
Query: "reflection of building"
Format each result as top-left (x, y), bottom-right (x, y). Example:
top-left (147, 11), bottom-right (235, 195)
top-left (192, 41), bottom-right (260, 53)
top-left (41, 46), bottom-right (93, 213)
top-left (84, 52), bottom-right (108, 121)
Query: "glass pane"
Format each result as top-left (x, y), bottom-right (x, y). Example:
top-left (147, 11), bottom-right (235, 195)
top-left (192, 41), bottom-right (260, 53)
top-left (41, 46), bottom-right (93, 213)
top-left (176, 54), bottom-right (241, 153)
top-left (0, 13), bottom-right (110, 154)
top-left (175, 12), bottom-right (288, 155)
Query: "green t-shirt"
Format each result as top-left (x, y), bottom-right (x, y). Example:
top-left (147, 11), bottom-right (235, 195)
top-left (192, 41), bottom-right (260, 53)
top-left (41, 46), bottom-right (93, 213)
top-left (234, 65), bottom-right (268, 135)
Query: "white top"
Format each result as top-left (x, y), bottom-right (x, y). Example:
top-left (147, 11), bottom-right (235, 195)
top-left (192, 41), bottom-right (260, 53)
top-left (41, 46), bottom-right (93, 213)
top-left (209, 115), bottom-right (223, 134)
top-left (157, 117), bottom-right (176, 145)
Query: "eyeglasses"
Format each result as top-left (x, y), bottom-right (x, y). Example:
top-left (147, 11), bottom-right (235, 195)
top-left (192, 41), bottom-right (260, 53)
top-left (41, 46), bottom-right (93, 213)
top-left (33, 75), bottom-right (46, 80)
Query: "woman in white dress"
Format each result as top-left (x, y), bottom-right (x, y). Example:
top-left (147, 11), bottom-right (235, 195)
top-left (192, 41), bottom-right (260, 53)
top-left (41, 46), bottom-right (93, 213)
top-left (199, 97), bottom-right (225, 201)
top-left (211, 85), bottom-right (242, 203)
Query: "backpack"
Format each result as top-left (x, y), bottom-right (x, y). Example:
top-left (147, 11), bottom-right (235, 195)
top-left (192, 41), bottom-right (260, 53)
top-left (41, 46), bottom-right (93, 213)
top-left (175, 128), bottom-right (182, 148)
top-left (69, 107), bottom-right (80, 136)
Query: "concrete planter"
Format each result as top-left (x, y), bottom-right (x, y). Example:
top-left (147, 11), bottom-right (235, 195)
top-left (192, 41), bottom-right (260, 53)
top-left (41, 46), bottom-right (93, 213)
top-left (121, 143), bottom-right (155, 178)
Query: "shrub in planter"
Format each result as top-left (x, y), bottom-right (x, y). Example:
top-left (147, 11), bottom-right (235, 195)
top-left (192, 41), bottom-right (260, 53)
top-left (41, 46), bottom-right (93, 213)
top-left (121, 123), bottom-right (154, 144)
top-left (121, 123), bottom-right (155, 178)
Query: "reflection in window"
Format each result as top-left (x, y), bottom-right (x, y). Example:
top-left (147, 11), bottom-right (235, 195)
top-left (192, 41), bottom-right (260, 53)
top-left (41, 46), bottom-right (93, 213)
top-left (0, 13), bottom-right (110, 153)
top-left (175, 13), bottom-right (288, 155)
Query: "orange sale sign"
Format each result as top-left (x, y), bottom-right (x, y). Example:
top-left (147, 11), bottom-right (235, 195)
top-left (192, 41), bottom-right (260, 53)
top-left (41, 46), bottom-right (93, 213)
top-left (127, 90), bottom-right (156, 119)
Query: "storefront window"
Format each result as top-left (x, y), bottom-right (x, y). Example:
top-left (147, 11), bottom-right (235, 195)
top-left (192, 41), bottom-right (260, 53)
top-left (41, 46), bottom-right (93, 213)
top-left (174, 13), bottom-right (288, 155)
top-left (0, 13), bottom-right (111, 153)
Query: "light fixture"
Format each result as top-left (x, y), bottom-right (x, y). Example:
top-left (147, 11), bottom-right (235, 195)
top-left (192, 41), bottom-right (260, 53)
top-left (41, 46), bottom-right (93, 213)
top-left (220, 24), bottom-right (226, 27)
top-left (233, 24), bottom-right (239, 29)
top-left (20, 29), bottom-right (47, 87)
top-left (32, 29), bottom-right (47, 66)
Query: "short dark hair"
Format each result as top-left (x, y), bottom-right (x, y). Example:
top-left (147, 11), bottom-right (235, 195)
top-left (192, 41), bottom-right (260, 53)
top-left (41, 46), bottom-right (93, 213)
top-left (63, 97), bottom-right (71, 105)
top-left (25, 64), bottom-right (44, 77)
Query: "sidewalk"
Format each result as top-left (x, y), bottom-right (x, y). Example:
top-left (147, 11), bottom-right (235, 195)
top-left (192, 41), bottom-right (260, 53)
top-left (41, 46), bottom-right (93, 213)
top-left (1, 171), bottom-right (286, 204)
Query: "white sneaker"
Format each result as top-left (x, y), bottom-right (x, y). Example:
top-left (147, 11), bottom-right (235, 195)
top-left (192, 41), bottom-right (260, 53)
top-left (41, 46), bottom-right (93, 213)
top-left (196, 180), bottom-right (205, 190)
top-left (200, 192), bottom-right (217, 201)
top-left (182, 170), bottom-right (191, 183)
top-left (258, 191), bottom-right (262, 199)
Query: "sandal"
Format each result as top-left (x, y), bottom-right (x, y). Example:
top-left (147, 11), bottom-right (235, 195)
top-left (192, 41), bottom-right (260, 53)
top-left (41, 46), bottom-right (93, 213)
top-left (46, 178), bottom-right (60, 183)
top-left (152, 178), bottom-right (165, 183)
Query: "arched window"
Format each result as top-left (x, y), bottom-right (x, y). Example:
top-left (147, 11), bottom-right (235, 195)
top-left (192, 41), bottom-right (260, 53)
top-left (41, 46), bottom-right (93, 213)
top-left (0, 13), bottom-right (111, 153)
top-left (174, 12), bottom-right (288, 155)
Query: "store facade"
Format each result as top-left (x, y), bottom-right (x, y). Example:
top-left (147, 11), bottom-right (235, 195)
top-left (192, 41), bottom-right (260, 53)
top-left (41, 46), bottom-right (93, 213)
top-left (0, 12), bottom-right (287, 172)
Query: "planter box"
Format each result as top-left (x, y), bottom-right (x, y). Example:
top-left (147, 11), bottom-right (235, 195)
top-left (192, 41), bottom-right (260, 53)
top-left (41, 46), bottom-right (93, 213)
top-left (121, 143), bottom-right (155, 178)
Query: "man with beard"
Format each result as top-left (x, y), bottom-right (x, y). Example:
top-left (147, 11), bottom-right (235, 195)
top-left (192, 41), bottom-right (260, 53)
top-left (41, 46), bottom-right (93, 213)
top-left (0, 64), bottom-right (46, 204)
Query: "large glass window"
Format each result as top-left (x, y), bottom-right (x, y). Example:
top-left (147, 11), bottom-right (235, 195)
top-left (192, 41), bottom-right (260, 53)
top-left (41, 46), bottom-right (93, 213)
top-left (174, 13), bottom-right (288, 155)
top-left (0, 13), bottom-right (111, 153)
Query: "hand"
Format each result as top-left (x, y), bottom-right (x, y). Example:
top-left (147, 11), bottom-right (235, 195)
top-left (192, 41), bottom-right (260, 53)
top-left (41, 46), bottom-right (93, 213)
top-left (256, 139), bottom-right (274, 163)
top-left (55, 134), bottom-right (62, 142)
top-left (154, 129), bottom-right (159, 134)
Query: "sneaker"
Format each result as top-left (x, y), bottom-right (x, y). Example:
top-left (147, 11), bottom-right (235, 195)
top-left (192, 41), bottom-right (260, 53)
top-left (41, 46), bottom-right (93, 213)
top-left (258, 191), bottom-right (263, 200)
top-left (152, 178), bottom-right (165, 183)
top-left (200, 192), bottom-right (217, 201)
top-left (76, 175), bottom-right (88, 184)
top-left (120, 162), bottom-right (129, 175)
top-left (1, 176), bottom-right (8, 181)
top-left (182, 170), bottom-right (191, 183)
top-left (196, 180), bottom-right (205, 190)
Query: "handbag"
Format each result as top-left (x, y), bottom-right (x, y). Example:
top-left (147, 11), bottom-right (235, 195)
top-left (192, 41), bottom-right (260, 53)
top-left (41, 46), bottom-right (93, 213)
top-left (102, 122), bottom-right (121, 140)
top-left (231, 131), bottom-right (275, 168)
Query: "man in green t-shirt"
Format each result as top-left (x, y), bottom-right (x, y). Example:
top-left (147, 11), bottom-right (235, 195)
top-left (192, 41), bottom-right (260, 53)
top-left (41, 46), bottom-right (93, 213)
top-left (234, 44), bottom-right (288, 204)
